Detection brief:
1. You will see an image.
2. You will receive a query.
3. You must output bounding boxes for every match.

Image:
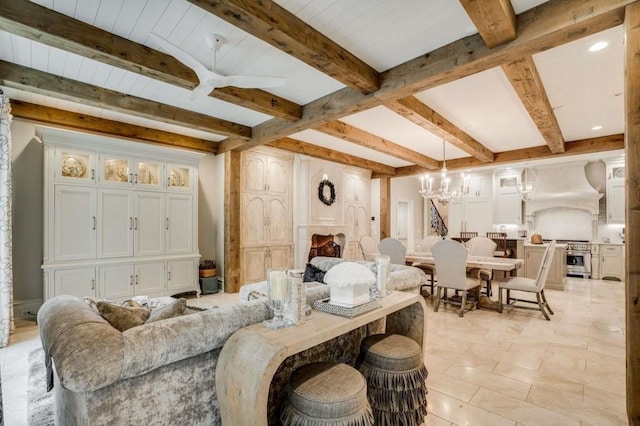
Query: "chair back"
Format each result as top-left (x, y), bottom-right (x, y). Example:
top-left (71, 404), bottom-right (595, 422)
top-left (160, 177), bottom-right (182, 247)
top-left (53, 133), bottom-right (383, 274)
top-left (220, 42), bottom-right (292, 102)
top-left (431, 239), bottom-right (469, 291)
top-left (466, 236), bottom-right (497, 257)
top-left (486, 232), bottom-right (508, 257)
top-left (359, 236), bottom-right (379, 261)
top-left (415, 235), bottom-right (442, 253)
top-left (459, 231), bottom-right (478, 242)
top-left (535, 240), bottom-right (557, 290)
top-left (377, 237), bottom-right (407, 265)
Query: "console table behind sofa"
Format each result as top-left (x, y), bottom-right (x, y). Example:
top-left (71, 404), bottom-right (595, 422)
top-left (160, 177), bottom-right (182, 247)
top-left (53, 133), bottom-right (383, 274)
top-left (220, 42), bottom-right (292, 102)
top-left (216, 291), bottom-right (426, 425)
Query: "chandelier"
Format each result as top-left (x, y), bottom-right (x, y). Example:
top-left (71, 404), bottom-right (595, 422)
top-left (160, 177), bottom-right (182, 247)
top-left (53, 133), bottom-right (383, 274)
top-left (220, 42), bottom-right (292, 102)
top-left (419, 140), bottom-right (469, 205)
top-left (517, 167), bottom-right (536, 201)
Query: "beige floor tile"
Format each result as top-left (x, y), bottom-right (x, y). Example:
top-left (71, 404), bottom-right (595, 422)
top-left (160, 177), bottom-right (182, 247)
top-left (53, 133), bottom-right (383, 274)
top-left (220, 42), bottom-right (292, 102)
top-left (428, 389), bottom-right (516, 426)
top-left (466, 343), bottom-right (543, 371)
top-left (425, 412), bottom-right (454, 426)
top-left (527, 385), bottom-right (627, 426)
top-left (426, 369), bottom-right (480, 402)
top-left (492, 361), bottom-right (584, 399)
top-left (444, 364), bottom-right (531, 400)
top-left (471, 387), bottom-right (579, 426)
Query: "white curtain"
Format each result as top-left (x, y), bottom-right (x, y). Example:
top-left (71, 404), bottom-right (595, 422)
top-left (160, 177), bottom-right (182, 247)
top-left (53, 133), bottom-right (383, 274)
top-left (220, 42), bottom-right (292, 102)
top-left (0, 92), bottom-right (14, 347)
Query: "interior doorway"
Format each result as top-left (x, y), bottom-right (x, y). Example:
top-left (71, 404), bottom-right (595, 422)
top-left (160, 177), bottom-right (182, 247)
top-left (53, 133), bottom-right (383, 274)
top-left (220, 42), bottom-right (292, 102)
top-left (396, 200), bottom-right (413, 250)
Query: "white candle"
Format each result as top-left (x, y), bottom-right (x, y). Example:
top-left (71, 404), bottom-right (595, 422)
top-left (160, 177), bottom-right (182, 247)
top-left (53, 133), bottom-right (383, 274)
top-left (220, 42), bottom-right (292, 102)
top-left (269, 270), bottom-right (287, 300)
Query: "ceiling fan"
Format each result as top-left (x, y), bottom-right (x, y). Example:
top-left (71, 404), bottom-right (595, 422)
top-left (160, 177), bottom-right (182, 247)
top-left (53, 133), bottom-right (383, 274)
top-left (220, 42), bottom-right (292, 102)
top-left (149, 32), bottom-right (286, 99)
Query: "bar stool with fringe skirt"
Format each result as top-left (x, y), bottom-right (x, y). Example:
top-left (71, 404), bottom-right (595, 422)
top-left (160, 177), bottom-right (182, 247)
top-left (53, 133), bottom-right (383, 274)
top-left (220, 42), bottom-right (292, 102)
top-left (358, 334), bottom-right (428, 426)
top-left (281, 362), bottom-right (374, 426)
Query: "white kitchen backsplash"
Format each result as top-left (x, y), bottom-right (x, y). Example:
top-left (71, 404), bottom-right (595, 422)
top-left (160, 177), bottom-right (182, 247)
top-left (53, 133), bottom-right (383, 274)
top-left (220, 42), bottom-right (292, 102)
top-left (533, 207), bottom-right (593, 241)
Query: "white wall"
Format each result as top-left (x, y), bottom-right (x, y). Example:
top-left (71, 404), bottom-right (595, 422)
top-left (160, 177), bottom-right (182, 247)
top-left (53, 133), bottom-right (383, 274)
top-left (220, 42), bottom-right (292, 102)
top-left (9, 118), bottom-right (223, 311)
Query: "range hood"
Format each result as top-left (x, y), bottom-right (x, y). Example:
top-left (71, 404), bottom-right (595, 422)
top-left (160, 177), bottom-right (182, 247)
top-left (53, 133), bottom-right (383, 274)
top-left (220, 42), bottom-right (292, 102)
top-left (525, 161), bottom-right (603, 216)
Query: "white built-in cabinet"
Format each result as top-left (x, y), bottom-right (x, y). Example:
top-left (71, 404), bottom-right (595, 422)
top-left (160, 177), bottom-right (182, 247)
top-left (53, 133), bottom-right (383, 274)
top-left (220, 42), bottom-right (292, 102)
top-left (42, 127), bottom-right (203, 302)
top-left (599, 244), bottom-right (625, 281)
top-left (343, 171), bottom-right (371, 259)
top-left (240, 147), bottom-right (293, 284)
top-left (448, 172), bottom-right (492, 236)
top-left (493, 170), bottom-right (523, 225)
top-left (605, 160), bottom-right (624, 224)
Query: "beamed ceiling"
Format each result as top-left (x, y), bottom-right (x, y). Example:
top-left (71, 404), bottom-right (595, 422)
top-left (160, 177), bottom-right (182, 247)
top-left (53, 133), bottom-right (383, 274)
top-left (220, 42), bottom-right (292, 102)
top-left (0, 0), bottom-right (630, 176)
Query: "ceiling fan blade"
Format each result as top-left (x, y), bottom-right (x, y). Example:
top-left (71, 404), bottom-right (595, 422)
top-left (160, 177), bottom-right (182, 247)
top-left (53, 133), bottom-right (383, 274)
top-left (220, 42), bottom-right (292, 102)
top-left (148, 33), bottom-right (215, 89)
top-left (220, 75), bottom-right (286, 89)
top-left (190, 82), bottom-right (215, 100)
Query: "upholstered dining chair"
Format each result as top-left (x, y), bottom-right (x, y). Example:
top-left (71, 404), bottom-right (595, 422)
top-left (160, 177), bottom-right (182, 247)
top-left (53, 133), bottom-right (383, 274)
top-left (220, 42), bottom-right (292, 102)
top-left (377, 237), bottom-right (406, 265)
top-left (466, 236), bottom-right (497, 296)
top-left (359, 235), bottom-right (379, 261)
top-left (413, 235), bottom-right (442, 295)
top-left (431, 239), bottom-right (481, 317)
top-left (498, 240), bottom-right (556, 320)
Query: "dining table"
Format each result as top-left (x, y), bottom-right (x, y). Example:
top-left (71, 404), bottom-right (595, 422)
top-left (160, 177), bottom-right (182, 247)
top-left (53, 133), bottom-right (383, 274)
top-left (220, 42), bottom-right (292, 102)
top-left (405, 252), bottom-right (524, 310)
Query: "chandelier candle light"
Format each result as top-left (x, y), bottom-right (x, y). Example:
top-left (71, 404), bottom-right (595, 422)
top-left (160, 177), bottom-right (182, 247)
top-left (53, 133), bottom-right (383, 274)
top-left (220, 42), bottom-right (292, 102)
top-left (517, 167), bottom-right (536, 201)
top-left (419, 140), bottom-right (470, 205)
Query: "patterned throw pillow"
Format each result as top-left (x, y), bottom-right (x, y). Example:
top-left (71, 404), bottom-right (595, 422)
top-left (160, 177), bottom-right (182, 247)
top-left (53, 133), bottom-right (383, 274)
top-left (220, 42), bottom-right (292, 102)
top-left (146, 298), bottom-right (188, 323)
top-left (303, 263), bottom-right (326, 283)
top-left (96, 302), bottom-right (151, 332)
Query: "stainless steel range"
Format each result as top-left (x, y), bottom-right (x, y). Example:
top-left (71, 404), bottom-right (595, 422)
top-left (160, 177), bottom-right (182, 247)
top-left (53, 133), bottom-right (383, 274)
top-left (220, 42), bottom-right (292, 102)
top-left (564, 241), bottom-right (591, 278)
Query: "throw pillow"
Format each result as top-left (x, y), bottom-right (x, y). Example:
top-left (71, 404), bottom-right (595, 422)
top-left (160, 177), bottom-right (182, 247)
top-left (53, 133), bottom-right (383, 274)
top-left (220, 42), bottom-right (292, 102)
top-left (303, 263), bottom-right (325, 283)
top-left (146, 298), bottom-right (188, 323)
top-left (97, 302), bottom-right (151, 332)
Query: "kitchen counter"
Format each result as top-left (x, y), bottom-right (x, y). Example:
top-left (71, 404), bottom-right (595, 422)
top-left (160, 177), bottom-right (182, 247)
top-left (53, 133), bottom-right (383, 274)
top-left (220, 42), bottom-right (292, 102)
top-left (523, 242), bottom-right (568, 249)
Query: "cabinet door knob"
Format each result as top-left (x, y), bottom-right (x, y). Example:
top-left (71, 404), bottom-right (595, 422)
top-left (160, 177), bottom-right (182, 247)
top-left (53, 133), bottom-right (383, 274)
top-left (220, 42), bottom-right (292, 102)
top-left (92, 216), bottom-right (96, 230)
top-left (134, 173), bottom-right (138, 184)
top-left (134, 217), bottom-right (138, 230)
top-left (130, 275), bottom-right (134, 286)
top-left (135, 274), bottom-right (139, 285)
top-left (91, 279), bottom-right (95, 290)
top-left (91, 169), bottom-right (95, 180)
top-left (129, 173), bottom-right (133, 183)
top-left (129, 217), bottom-right (133, 230)
top-left (168, 271), bottom-right (172, 280)
top-left (166, 218), bottom-right (169, 230)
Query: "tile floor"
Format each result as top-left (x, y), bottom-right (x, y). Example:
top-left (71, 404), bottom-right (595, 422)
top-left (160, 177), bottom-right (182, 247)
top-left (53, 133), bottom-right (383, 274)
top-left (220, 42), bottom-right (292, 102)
top-left (0, 278), bottom-right (628, 425)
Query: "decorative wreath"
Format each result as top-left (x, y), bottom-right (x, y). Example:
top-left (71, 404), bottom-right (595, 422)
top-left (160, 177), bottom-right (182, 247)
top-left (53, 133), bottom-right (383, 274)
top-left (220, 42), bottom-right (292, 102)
top-left (318, 179), bottom-right (336, 206)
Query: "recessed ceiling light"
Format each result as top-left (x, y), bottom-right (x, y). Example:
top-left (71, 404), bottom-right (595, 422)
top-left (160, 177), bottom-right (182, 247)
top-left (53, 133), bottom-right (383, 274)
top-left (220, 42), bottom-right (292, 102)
top-left (588, 41), bottom-right (608, 52)
top-left (592, 125), bottom-right (603, 131)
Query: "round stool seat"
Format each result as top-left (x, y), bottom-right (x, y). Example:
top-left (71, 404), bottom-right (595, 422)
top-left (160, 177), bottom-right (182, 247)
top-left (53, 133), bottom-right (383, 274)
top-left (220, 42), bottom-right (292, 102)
top-left (360, 334), bottom-right (422, 372)
top-left (281, 362), bottom-right (374, 425)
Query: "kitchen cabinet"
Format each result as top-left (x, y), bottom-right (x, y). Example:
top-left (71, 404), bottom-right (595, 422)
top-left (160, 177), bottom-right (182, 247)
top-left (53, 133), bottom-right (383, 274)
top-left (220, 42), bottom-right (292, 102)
top-left (167, 259), bottom-right (198, 294)
top-left (600, 244), bottom-right (625, 281)
top-left (448, 172), bottom-right (492, 236)
top-left (42, 128), bottom-right (203, 301)
top-left (240, 147), bottom-right (293, 284)
top-left (606, 160), bottom-right (624, 224)
top-left (524, 244), bottom-right (566, 290)
top-left (493, 171), bottom-right (523, 224)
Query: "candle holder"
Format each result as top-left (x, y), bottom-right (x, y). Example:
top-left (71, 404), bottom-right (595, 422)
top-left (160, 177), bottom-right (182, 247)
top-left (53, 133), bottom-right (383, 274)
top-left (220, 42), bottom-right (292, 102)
top-left (263, 268), bottom-right (290, 330)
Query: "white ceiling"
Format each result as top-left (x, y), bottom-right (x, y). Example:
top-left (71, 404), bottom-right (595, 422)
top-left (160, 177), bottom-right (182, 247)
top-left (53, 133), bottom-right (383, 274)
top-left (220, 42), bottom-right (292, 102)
top-left (0, 0), bottom-right (625, 171)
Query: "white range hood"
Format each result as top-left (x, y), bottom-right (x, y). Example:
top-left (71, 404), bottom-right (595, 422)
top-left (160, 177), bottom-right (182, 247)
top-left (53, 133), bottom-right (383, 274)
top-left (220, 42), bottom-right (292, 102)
top-left (525, 161), bottom-right (603, 217)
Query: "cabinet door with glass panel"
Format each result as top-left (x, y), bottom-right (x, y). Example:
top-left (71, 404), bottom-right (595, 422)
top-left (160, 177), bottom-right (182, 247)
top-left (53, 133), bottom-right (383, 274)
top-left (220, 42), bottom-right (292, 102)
top-left (99, 154), bottom-right (164, 190)
top-left (166, 164), bottom-right (194, 192)
top-left (55, 148), bottom-right (97, 184)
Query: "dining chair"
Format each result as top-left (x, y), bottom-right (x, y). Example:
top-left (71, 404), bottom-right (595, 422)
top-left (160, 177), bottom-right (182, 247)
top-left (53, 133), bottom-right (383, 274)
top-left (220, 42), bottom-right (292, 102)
top-left (498, 240), bottom-right (556, 320)
top-left (466, 236), bottom-right (497, 296)
top-left (431, 239), bottom-right (481, 317)
top-left (486, 232), bottom-right (509, 257)
top-left (359, 235), bottom-right (379, 261)
top-left (459, 231), bottom-right (478, 242)
top-left (377, 237), bottom-right (406, 265)
top-left (413, 235), bottom-right (442, 295)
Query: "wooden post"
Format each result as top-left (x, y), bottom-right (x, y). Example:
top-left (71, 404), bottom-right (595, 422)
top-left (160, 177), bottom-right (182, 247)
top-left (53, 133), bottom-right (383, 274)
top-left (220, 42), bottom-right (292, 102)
top-left (625, 3), bottom-right (640, 425)
top-left (224, 151), bottom-right (241, 293)
top-left (380, 177), bottom-right (391, 239)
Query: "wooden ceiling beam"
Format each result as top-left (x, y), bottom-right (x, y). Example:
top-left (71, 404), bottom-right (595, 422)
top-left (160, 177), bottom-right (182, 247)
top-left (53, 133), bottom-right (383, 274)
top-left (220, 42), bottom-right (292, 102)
top-left (0, 0), bottom-right (301, 121)
top-left (187, 0), bottom-right (380, 94)
top-left (385, 96), bottom-right (495, 163)
top-left (316, 121), bottom-right (439, 170)
top-left (0, 60), bottom-right (251, 139)
top-left (376, 0), bottom-right (631, 101)
top-left (218, 87), bottom-right (380, 153)
top-left (459, 0), bottom-right (517, 48)
top-left (502, 56), bottom-right (565, 153)
top-left (10, 100), bottom-right (217, 153)
top-left (267, 137), bottom-right (396, 176)
top-left (231, 0), bottom-right (629, 153)
top-left (393, 134), bottom-right (624, 176)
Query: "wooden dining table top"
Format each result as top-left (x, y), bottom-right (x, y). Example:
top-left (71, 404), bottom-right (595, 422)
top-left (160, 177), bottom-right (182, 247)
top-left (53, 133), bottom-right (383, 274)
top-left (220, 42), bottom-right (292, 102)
top-left (406, 252), bottom-right (524, 272)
